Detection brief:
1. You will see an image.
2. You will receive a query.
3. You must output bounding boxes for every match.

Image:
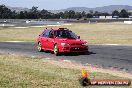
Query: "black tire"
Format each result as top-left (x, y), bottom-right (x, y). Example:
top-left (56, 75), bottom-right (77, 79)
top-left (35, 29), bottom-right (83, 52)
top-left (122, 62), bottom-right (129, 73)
top-left (54, 44), bottom-right (60, 56)
top-left (37, 42), bottom-right (43, 52)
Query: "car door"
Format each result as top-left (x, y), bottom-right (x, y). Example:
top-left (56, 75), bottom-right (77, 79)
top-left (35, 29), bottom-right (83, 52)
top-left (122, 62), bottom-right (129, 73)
top-left (41, 30), bottom-right (51, 50)
top-left (46, 30), bottom-right (54, 50)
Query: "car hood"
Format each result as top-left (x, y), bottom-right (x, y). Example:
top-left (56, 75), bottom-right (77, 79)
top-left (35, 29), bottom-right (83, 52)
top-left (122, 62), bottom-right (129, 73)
top-left (57, 38), bottom-right (87, 45)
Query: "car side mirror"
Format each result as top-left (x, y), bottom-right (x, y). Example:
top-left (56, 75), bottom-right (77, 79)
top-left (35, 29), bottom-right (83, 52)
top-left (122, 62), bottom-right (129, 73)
top-left (78, 36), bottom-right (80, 39)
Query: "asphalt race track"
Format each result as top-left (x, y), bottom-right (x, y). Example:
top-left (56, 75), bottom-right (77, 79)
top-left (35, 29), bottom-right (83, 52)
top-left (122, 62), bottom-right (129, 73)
top-left (0, 42), bottom-right (132, 73)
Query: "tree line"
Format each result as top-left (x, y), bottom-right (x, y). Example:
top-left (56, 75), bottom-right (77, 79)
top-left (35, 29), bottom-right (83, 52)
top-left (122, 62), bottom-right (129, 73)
top-left (0, 4), bottom-right (131, 19)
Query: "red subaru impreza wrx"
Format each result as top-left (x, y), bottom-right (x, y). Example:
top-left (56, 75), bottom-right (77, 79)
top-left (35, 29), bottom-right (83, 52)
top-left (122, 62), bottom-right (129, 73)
top-left (37, 28), bottom-right (88, 56)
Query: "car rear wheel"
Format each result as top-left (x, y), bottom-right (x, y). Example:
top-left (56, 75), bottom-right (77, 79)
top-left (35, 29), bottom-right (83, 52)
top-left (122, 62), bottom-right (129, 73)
top-left (54, 44), bottom-right (60, 56)
top-left (37, 42), bottom-right (43, 52)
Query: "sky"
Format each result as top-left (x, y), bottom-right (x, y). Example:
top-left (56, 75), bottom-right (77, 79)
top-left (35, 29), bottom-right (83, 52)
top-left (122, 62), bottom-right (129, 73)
top-left (1, 0), bottom-right (132, 10)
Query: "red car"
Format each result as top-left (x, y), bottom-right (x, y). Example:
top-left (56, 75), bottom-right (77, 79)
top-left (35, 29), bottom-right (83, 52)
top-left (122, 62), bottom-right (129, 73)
top-left (37, 28), bottom-right (88, 56)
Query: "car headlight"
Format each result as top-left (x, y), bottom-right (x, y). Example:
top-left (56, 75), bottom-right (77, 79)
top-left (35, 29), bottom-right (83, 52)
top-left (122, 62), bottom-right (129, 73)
top-left (82, 43), bottom-right (88, 46)
top-left (61, 43), bottom-right (70, 46)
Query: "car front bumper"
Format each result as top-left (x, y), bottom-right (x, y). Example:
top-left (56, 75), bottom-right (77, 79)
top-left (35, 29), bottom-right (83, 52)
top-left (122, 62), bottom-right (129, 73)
top-left (59, 45), bottom-right (88, 53)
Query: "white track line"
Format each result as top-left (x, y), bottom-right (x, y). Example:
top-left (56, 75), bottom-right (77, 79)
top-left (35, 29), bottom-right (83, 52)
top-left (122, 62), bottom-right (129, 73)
top-left (5, 41), bottom-right (27, 43)
top-left (63, 60), bottom-right (72, 63)
top-left (13, 27), bottom-right (29, 28)
top-left (90, 44), bottom-right (132, 46)
top-left (102, 44), bottom-right (120, 46)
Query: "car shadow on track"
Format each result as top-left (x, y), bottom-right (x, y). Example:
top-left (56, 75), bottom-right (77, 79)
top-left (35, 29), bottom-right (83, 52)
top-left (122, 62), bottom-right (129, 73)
top-left (84, 51), bottom-right (96, 55)
top-left (61, 51), bottom-right (96, 56)
top-left (39, 50), bottom-right (96, 56)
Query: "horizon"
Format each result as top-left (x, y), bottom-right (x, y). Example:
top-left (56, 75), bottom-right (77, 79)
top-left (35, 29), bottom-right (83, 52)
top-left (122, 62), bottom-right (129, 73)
top-left (1, 0), bottom-right (132, 10)
top-left (3, 5), bottom-right (132, 10)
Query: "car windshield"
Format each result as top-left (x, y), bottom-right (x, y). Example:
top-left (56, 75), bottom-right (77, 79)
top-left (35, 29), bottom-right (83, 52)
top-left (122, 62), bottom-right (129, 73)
top-left (55, 30), bottom-right (78, 39)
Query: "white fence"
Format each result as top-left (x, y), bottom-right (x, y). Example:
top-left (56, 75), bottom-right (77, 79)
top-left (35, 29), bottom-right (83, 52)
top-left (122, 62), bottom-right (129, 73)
top-left (124, 21), bottom-right (132, 24)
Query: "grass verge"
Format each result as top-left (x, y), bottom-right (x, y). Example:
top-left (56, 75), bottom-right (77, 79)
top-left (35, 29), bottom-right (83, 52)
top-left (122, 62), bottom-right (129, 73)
top-left (0, 23), bottom-right (132, 44)
top-left (0, 54), bottom-right (131, 88)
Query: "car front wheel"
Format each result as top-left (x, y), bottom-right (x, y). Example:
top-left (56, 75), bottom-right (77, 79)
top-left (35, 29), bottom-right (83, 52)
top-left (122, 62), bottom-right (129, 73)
top-left (54, 44), bottom-right (60, 56)
top-left (37, 42), bottom-right (43, 52)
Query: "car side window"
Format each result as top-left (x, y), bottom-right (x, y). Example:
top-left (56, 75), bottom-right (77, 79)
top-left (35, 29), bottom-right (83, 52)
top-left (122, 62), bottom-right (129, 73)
top-left (42, 30), bottom-right (51, 38)
top-left (49, 31), bottom-right (54, 38)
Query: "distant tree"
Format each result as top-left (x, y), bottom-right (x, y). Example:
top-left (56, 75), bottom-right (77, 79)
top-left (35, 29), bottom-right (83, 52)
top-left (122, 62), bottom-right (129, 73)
top-left (40, 9), bottom-right (48, 14)
top-left (101, 12), bottom-right (110, 16)
top-left (89, 10), bottom-right (94, 15)
top-left (0, 5), bottom-right (12, 19)
top-left (30, 6), bottom-right (38, 13)
top-left (0, 4), bottom-right (121, 19)
top-left (18, 11), bottom-right (25, 19)
top-left (81, 11), bottom-right (86, 17)
top-left (39, 9), bottom-right (50, 19)
top-left (11, 10), bottom-right (17, 19)
top-left (75, 12), bottom-right (82, 19)
top-left (120, 9), bottom-right (129, 18)
top-left (93, 11), bottom-right (101, 16)
top-left (64, 11), bottom-right (69, 19)
top-left (112, 10), bottom-right (120, 16)
top-left (24, 11), bottom-right (29, 19)
top-left (128, 12), bottom-right (132, 16)
top-left (86, 13), bottom-right (93, 18)
top-left (51, 13), bottom-right (58, 19)
top-left (29, 6), bottom-right (39, 19)
top-left (57, 12), bottom-right (64, 19)
top-left (68, 10), bottom-right (75, 18)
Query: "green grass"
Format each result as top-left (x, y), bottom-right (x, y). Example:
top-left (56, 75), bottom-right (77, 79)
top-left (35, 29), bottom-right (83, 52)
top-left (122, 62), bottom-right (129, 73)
top-left (0, 22), bottom-right (132, 44)
top-left (0, 54), bottom-right (131, 88)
